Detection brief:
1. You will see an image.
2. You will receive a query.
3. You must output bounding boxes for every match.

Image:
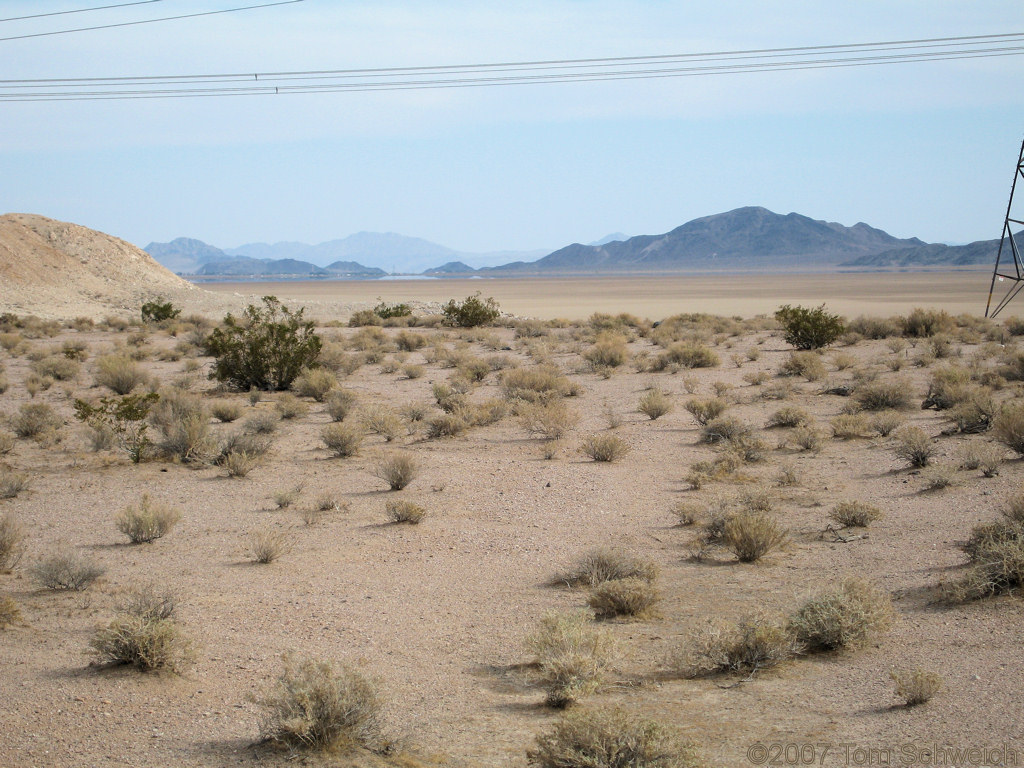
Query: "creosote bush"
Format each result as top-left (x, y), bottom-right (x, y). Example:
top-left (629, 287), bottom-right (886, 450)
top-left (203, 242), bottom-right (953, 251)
top-left (525, 610), bottom-right (614, 708)
top-left (775, 304), bottom-right (844, 349)
top-left (206, 296), bottom-right (322, 391)
top-left (259, 655), bottom-right (389, 754)
top-left (788, 579), bottom-right (893, 652)
top-left (116, 494), bottom-right (181, 543)
top-left (374, 452), bottom-right (419, 490)
top-left (527, 707), bottom-right (704, 768)
top-left (442, 292), bottom-right (500, 327)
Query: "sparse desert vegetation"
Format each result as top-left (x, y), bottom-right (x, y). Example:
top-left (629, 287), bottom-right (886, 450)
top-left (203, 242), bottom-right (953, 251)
top-left (1, 300), bottom-right (1023, 766)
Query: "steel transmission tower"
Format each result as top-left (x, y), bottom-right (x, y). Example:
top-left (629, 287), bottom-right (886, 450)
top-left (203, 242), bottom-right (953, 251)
top-left (985, 137), bottom-right (1024, 318)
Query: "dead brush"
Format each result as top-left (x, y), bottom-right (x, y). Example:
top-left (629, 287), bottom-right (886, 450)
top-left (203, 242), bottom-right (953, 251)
top-left (210, 400), bottom-right (243, 423)
top-left (700, 416), bottom-right (750, 444)
top-left (942, 509), bottom-right (1024, 601)
top-left (920, 464), bottom-right (960, 490)
top-left (11, 403), bottom-right (62, 438)
top-left (525, 610), bottom-right (614, 708)
top-left (778, 350), bottom-right (827, 381)
top-left (360, 405), bottom-right (402, 442)
top-left (669, 613), bottom-right (799, 678)
top-left (830, 413), bottom-right (870, 439)
top-left (90, 613), bottom-right (190, 672)
top-left (0, 594), bottom-right (22, 628)
top-left (321, 423), bottom-right (364, 457)
top-left (991, 402), bottom-right (1024, 454)
top-left (869, 410), bottom-right (905, 437)
top-left (765, 406), bottom-right (809, 428)
top-left (788, 579), bottom-right (893, 652)
top-left (587, 578), bottom-right (660, 620)
top-left (519, 401), bottom-right (578, 440)
top-left (0, 468), bottom-right (29, 499)
top-left (249, 529), bottom-right (293, 564)
top-left (790, 426), bottom-right (824, 452)
top-left (115, 495), bottom-right (181, 543)
top-left (425, 413), bottom-right (468, 439)
top-left (324, 389), bottom-right (358, 422)
top-left (273, 484), bottom-right (303, 509)
top-left (527, 708), bottom-right (704, 768)
top-left (374, 452), bottom-right (419, 490)
top-left (557, 547), bottom-right (658, 587)
top-left (852, 378), bottom-right (913, 411)
top-left (955, 442), bottom-right (1003, 477)
top-left (258, 654), bottom-right (389, 754)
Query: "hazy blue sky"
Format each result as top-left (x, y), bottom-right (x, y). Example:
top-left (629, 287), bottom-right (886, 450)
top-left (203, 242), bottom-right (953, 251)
top-left (1, 1), bottom-right (1022, 253)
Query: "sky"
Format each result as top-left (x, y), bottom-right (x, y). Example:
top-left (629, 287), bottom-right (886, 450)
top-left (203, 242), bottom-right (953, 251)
top-left (1, 0), bottom-right (1023, 255)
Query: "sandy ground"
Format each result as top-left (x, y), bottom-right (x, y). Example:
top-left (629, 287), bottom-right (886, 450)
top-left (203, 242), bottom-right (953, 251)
top-left (203, 270), bottom-right (997, 321)
top-left (1, 306), bottom-right (1023, 767)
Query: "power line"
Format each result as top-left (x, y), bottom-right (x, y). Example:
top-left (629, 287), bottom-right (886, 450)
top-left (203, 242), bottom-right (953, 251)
top-left (0, 1), bottom-right (168, 24)
top-left (0, 0), bottom-right (304, 42)
top-left (1, 31), bottom-right (1020, 101)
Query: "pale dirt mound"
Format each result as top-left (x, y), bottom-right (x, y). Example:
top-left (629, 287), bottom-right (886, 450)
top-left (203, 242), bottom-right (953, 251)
top-left (0, 213), bottom-right (240, 320)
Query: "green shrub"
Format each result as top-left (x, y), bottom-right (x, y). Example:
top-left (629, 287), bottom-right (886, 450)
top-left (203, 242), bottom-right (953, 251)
top-left (258, 655), bottom-right (388, 753)
top-left (206, 296), bottom-right (322, 391)
top-left (774, 304), bottom-right (844, 349)
top-left (74, 393), bottom-right (159, 463)
top-left (373, 300), bottom-right (412, 319)
top-left (442, 292), bottom-right (500, 327)
top-left (528, 707), bottom-right (704, 768)
top-left (141, 299), bottom-right (181, 323)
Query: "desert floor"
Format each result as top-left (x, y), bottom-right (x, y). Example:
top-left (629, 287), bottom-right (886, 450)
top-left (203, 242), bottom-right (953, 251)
top-left (1, 292), bottom-right (1023, 767)
top-left (203, 270), bottom-right (995, 321)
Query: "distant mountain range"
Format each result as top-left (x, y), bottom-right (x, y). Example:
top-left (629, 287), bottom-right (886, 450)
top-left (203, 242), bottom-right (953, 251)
top-left (144, 208), bottom-right (1004, 278)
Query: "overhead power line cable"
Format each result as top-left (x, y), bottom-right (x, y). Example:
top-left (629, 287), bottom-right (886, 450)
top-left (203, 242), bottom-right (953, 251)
top-left (1, 31), bottom-right (1021, 101)
top-left (0, 0), bottom-right (304, 42)
top-left (0, 1), bottom-right (169, 24)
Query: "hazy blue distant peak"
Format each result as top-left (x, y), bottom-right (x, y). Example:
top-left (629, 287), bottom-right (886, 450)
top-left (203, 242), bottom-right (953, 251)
top-left (589, 232), bottom-right (629, 246)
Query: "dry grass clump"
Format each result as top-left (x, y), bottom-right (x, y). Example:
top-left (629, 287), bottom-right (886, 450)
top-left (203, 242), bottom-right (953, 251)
top-left (587, 578), bottom-right (660, 620)
top-left (292, 367), bottom-right (337, 401)
top-left (322, 423), bottom-right (364, 457)
top-left (324, 389), bottom-right (358, 422)
top-left (273, 484), bottom-right (302, 509)
top-left (637, 387), bottom-right (673, 420)
top-left (765, 406), bottom-right (809, 428)
top-left (519, 400), bottom-right (579, 440)
top-left (830, 501), bottom-right (882, 528)
top-left (31, 548), bottom-right (105, 590)
top-left (0, 594), bottom-right (22, 628)
top-left (385, 499), bottom-right (426, 524)
top-left (501, 365), bottom-right (577, 403)
top-left (90, 612), bottom-right (190, 672)
top-left (558, 547), bottom-right (658, 587)
top-left (778, 350), bottom-right (827, 381)
top-left (249, 529), bottom-right (293, 564)
top-left (116, 495), bottom-right (181, 543)
top-left (742, 370), bottom-right (770, 386)
top-left (671, 614), bottom-right (799, 678)
top-left (11, 403), bottom-right (62, 438)
top-left (0, 468), bottom-right (29, 499)
top-left (722, 513), bottom-right (789, 562)
top-left (852, 378), bottom-right (913, 411)
top-left (244, 411), bottom-right (280, 434)
top-left (210, 400), bottom-right (243, 423)
top-left (426, 413), bottom-right (468, 439)
top-left (893, 426), bottom-right (936, 467)
top-left (790, 426), bottom-right (824, 452)
top-left (0, 513), bottom-right (25, 572)
top-left (683, 397), bottom-right (727, 426)
top-left (94, 354), bottom-right (149, 394)
top-left (31, 355), bottom-right (80, 381)
top-left (956, 442), bottom-right (1003, 477)
top-left (869, 410), bottom-right (904, 437)
top-left (361, 405), bottom-right (402, 442)
top-left (275, 393), bottom-right (309, 420)
top-left (525, 610), bottom-right (614, 708)
top-left (788, 579), bottom-right (893, 652)
top-left (991, 402), bottom-right (1024, 455)
top-left (0, 431), bottom-right (12, 455)
top-left (891, 668), bottom-right (944, 707)
top-left (527, 707), bottom-right (704, 768)
top-left (374, 452), bottom-right (419, 490)
top-left (580, 434), bottom-right (629, 462)
top-left (920, 464), bottom-right (960, 490)
top-left (258, 655), bottom-right (389, 754)
top-left (830, 413), bottom-right (870, 439)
